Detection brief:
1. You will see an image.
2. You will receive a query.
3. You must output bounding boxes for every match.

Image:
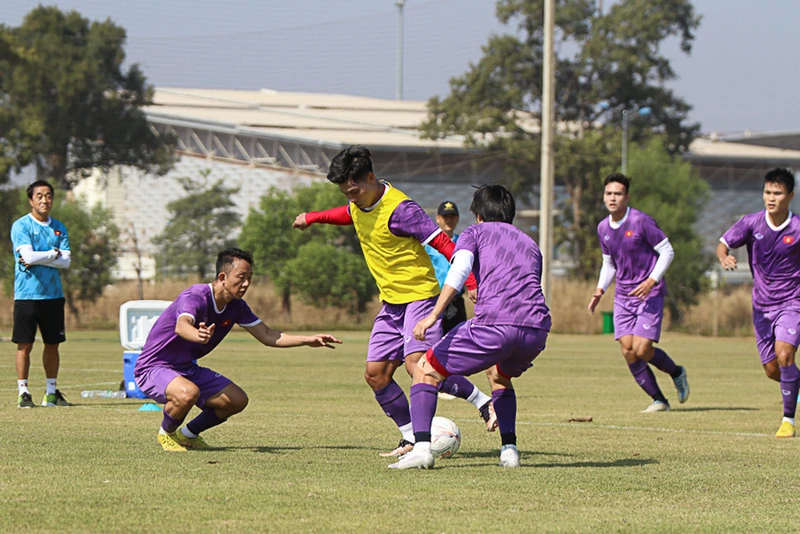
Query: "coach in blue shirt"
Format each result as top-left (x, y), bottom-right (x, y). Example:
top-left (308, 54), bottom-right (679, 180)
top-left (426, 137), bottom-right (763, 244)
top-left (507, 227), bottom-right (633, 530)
top-left (424, 200), bottom-right (467, 334)
top-left (11, 180), bottom-right (72, 408)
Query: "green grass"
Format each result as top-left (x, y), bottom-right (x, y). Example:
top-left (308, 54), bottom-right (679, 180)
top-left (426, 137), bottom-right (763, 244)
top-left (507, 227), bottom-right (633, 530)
top-left (1, 331), bottom-right (799, 533)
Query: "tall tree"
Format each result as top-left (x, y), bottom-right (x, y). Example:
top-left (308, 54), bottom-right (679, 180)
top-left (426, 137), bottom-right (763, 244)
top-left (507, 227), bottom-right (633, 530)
top-left (422, 0), bottom-right (702, 280)
top-left (52, 195), bottom-right (120, 323)
top-left (152, 171), bottom-right (241, 279)
top-left (0, 6), bottom-right (175, 188)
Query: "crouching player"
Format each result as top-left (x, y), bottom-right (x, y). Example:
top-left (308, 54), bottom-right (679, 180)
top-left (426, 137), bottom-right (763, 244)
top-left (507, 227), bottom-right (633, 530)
top-left (135, 248), bottom-right (341, 452)
top-left (390, 185), bottom-right (551, 469)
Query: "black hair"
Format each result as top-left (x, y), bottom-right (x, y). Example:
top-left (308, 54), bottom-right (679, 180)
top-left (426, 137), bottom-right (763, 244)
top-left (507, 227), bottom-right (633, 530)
top-left (216, 248), bottom-right (254, 275)
top-left (470, 184), bottom-right (516, 224)
top-left (604, 173), bottom-right (631, 194)
top-left (27, 180), bottom-right (54, 199)
top-left (327, 145), bottom-right (374, 184)
top-left (764, 168), bottom-right (795, 194)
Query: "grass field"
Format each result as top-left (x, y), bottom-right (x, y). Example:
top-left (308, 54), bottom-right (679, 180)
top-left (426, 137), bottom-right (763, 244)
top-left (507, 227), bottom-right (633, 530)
top-left (1, 330), bottom-right (799, 533)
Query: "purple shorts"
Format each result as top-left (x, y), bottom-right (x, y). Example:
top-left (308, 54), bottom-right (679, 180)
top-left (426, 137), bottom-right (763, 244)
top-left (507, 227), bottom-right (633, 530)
top-left (431, 321), bottom-right (548, 379)
top-left (135, 364), bottom-right (232, 408)
top-left (367, 296), bottom-right (443, 362)
top-left (613, 292), bottom-right (664, 342)
top-left (753, 306), bottom-right (800, 365)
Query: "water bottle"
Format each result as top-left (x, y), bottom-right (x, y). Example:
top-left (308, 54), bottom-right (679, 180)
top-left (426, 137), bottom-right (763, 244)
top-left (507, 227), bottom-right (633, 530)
top-left (81, 390), bottom-right (127, 399)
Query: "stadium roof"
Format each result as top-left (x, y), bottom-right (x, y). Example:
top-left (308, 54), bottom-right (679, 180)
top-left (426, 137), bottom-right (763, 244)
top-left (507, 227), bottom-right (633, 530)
top-left (145, 88), bottom-right (800, 163)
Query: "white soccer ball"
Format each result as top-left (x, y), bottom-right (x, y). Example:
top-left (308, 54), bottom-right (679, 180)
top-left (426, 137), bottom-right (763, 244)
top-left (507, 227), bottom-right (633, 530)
top-left (430, 416), bottom-right (461, 458)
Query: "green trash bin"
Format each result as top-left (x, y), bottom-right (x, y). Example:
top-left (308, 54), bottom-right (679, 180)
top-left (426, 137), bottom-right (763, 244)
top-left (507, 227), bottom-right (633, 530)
top-left (601, 311), bottom-right (614, 334)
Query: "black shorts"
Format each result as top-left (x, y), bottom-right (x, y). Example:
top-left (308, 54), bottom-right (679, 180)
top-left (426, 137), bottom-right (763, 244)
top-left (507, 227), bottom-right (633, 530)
top-left (12, 298), bottom-right (66, 345)
top-left (442, 293), bottom-right (468, 334)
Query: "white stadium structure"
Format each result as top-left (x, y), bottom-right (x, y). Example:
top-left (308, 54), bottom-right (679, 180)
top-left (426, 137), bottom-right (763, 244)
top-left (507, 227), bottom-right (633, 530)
top-left (68, 87), bottom-right (800, 280)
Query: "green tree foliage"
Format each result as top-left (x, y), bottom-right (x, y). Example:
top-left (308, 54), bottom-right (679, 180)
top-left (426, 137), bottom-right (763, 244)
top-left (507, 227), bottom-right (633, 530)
top-left (0, 6), bottom-right (175, 188)
top-left (0, 186), bottom-right (30, 294)
top-left (152, 171), bottom-right (241, 279)
top-left (51, 195), bottom-right (120, 323)
top-left (239, 181), bottom-right (377, 316)
top-left (625, 138), bottom-right (711, 321)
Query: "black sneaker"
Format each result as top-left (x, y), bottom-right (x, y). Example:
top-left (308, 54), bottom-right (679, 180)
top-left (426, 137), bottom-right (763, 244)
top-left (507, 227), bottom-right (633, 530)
top-left (42, 389), bottom-right (73, 407)
top-left (479, 400), bottom-right (498, 432)
top-left (18, 392), bottom-right (36, 409)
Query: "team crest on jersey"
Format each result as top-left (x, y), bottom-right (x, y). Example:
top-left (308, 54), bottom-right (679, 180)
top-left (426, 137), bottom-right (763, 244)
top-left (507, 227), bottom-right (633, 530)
top-left (221, 319), bottom-right (232, 327)
top-left (625, 230), bottom-right (634, 238)
top-left (604, 235), bottom-right (610, 241)
top-left (54, 230), bottom-right (61, 236)
top-left (755, 233), bottom-right (764, 240)
top-left (784, 236), bottom-right (795, 245)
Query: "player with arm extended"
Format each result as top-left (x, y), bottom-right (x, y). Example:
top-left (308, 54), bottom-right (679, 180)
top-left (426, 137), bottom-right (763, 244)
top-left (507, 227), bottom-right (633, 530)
top-left (11, 180), bottom-right (73, 408)
top-left (293, 145), bottom-right (496, 457)
top-left (587, 173), bottom-right (689, 413)
top-left (134, 248), bottom-right (341, 452)
top-left (390, 184), bottom-right (551, 469)
top-left (717, 168), bottom-right (800, 438)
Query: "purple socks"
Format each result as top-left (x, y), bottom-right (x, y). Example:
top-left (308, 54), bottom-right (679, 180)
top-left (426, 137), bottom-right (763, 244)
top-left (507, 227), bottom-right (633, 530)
top-left (439, 375), bottom-right (477, 400)
top-left (649, 348), bottom-right (678, 376)
top-left (161, 409), bottom-right (184, 434)
top-left (374, 380), bottom-right (412, 428)
top-left (780, 364), bottom-right (800, 418)
top-left (492, 388), bottom-right (517, 436)
top-left (187, 408), bottom-right (226, 435)
top-left (410, 383), bottom-right (438, 442)
top-left (628, 359), bottom-right (666, 402)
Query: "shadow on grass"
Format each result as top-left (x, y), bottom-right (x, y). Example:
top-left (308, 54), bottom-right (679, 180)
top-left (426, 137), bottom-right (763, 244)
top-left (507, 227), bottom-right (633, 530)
top-left (459, 450), bottom-right (576, 460)
top-left (193, 445), bottom-right (303, 453)
top-left (676, 407), bottom-right (759, 412)
top-left (531, 458), bottom-right (658, 468)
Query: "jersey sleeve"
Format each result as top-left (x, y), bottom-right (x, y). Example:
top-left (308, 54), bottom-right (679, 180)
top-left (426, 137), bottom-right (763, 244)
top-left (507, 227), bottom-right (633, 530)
top-left (721, 215), bottom-right (752, 250)
top-left (10, 219), bottom-right (32, 252)
top-left (597, 223), bottom-right (610, 256)
top-left (55, 221), bottom-right (70, 251)
top-left (236, 300), bottom-right (262, 327)
top-left (175, 292), bottom-right (207, 324)
top-left (388, 200), bottom-right (440, 243)
top-left (641, 215), bottom-right (668, 248)
top-left (453, 226), bottom-right (478, 256)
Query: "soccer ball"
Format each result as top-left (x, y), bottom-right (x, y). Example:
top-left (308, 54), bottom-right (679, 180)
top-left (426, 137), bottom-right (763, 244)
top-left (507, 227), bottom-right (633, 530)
top-left (430, 416), bottom-right (461, 458)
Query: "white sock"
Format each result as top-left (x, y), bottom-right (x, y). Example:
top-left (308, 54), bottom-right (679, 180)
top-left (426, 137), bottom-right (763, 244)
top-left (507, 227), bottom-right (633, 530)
top-left (158, 427), bottom-right (170, 436)
top-left (783, 416), bottom-right (795, 426)
top-left (414, 441), bottom-right (431, 454)
top-left (46, 379), bottom-right (57, 395)
top-left (399, 422), bottom-right (415, 444)
top-left (18, 380), bottom-right (29, 396)
top-left (181, 427), bottom-right (198, 439)
top-left (467, 387), bottom-right (491, 409)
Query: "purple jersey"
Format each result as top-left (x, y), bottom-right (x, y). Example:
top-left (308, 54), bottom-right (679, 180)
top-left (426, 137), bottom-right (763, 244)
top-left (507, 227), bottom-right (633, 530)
top-left (721, 211), bottom-right (800, 310)
top-left (136, 284), bottom-right (261, 371)
top-left (597, 208), bottom-right (668, 297)
top-left (454, 222), bottom-right (551, 330)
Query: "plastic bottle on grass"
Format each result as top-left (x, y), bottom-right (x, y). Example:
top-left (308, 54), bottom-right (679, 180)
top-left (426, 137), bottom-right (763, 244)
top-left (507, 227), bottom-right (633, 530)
top-left (81, 390), bottom-right (127, 399)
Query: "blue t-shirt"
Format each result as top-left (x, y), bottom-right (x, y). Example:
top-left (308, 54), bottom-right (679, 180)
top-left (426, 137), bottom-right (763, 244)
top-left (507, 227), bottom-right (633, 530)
top-left (11, 214), bottom-right (70, 300)
top-left (424, 233), bottom-right (464, 293)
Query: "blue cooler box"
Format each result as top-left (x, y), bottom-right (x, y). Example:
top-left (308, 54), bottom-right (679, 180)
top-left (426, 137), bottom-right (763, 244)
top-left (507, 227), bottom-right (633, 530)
top-left (123, 351), bottom-right (147, 399)
top-left (119, 300), bottom-right (172, 399)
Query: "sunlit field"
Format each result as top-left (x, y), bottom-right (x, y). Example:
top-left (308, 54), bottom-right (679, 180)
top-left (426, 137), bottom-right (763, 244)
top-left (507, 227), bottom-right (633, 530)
top-left (1, 330), bottom-right (798, 533)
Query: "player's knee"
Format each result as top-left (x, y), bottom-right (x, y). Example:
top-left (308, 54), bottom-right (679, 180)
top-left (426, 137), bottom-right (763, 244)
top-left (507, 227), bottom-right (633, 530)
top-left (173, 385), bottom-right (201, 408)
top-left (230, 391), bottom-right (249, 414)
top-left (764, 362), bottom-right (780, 381)
top-left (364, 371), bottom-right (389, 390)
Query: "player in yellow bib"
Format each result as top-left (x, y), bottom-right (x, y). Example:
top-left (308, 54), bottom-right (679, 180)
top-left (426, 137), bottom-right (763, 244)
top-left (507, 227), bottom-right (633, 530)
top-left (293, 145), bottom-right (496, 456)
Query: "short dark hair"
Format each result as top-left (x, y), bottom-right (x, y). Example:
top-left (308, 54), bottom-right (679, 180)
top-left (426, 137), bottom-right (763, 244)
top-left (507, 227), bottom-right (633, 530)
top-left (27, 180), bottom-right (54, 199)
top-left (470, 184), bottom-right (516, 224)
top-left (764, 168), bottom-right (795, 194)
top-left (327, 145), bottom-right (374, 184)
top-left (604, 173), bottom-right (631, 194)
top-left (216, 248), bottom-right (254, 275)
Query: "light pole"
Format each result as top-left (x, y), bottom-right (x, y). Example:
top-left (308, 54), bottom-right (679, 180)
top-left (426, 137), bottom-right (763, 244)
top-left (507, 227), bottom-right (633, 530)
top-left (395, 0), bottom-right (405, 100)
top-left (539, 0), bottom-right (555, 301)
top-left (621, 106), bottom-right (651, 175)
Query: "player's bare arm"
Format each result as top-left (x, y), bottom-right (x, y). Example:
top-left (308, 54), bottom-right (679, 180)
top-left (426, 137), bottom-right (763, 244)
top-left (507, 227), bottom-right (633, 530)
top-left (588, 288), bottom-right (604, 313)
top-left (414, 284), bottom-right (459, 341)
top-left (244, 321), bottom-right (342, 349)
top-left (175, 315), bottom-right (215, 344)
top-left (716, 242), bottom-right (737, 270)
